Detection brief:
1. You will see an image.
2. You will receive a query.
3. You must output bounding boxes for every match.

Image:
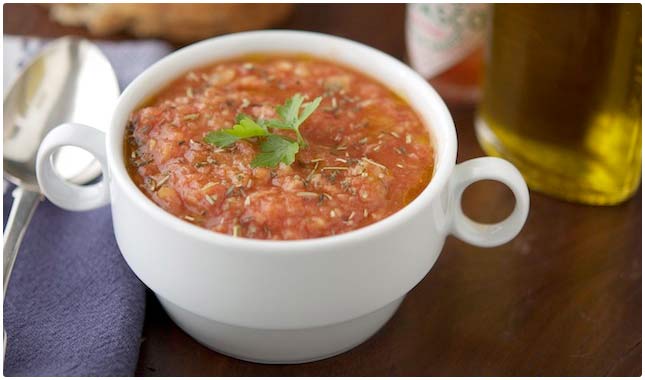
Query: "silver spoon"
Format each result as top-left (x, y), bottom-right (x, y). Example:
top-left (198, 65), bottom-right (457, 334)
top-left (3, 37), bottom-right (119, 355)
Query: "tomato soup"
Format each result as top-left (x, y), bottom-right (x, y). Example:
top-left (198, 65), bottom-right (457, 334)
top-left (125, 55), bottom-right (434, 240)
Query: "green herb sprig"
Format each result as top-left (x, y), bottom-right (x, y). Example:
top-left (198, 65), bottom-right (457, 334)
top-left (203, 94), bottom-right (322, 168)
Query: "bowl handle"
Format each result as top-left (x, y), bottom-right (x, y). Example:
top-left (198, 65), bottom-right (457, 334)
top-left (448, 157), bottom-right (529, 247)
top-left (36, 123), bottom-right (110, 211)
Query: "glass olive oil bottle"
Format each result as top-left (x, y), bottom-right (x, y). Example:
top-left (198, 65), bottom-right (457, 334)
top-left (476, 4), bottom-right (641, 205)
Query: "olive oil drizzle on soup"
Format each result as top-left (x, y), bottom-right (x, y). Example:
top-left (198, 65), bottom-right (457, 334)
top-left (125, 55), bottom-right (434, 240)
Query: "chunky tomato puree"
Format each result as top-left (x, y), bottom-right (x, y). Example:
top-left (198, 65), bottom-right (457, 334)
top-left (125, 55), bottom-right (434, 240)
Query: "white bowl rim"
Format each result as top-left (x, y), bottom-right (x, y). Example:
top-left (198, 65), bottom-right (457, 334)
top-left (107, 30), bottom-right (457, 252)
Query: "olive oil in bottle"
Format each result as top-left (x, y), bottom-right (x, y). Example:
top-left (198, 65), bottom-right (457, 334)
top-left (476, 4), bottom-right (641, 205)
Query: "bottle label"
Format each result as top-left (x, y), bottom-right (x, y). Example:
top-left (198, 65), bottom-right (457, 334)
top-left (406, 3), bottom-right (489, 78)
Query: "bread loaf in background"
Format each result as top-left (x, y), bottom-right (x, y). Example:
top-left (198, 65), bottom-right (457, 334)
top-left (47, 3), bottom-right (294, 43)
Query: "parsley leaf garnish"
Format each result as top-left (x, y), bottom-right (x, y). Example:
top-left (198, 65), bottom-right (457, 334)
top-left (251, 135), bottom-right (300, 167)
top-left (203, 93), bottom-right (322, 167)
top-left (203, 117), bottom-right (268, 147)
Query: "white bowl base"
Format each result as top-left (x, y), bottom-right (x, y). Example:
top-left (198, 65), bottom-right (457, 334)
top-left (157, 295), bottom-right (404, 364)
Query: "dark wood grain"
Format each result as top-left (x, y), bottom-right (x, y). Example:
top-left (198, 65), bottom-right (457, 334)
top-left (5, 3), bottom-right (641, 376)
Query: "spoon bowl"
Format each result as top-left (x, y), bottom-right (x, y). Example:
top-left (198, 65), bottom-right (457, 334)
top-left (4, 37), bottom-right (119, 190)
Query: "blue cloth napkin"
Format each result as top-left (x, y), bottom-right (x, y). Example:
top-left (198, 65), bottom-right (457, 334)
top-left (3, 36), bottom-right (172, 376)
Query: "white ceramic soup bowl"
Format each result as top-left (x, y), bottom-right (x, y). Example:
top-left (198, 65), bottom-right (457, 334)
top-left (35, 31), bottom-right (529, 364)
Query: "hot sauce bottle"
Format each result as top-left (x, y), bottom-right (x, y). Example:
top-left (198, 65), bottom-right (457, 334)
top-left (406, 3), bottom-right (489, 104)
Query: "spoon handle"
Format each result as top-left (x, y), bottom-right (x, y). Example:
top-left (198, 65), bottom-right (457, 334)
top-left (3, 187), bottom-right (42, 295)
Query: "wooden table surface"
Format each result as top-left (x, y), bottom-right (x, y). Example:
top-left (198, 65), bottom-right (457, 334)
top-left (5, 4), bottom-right (642, 376)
